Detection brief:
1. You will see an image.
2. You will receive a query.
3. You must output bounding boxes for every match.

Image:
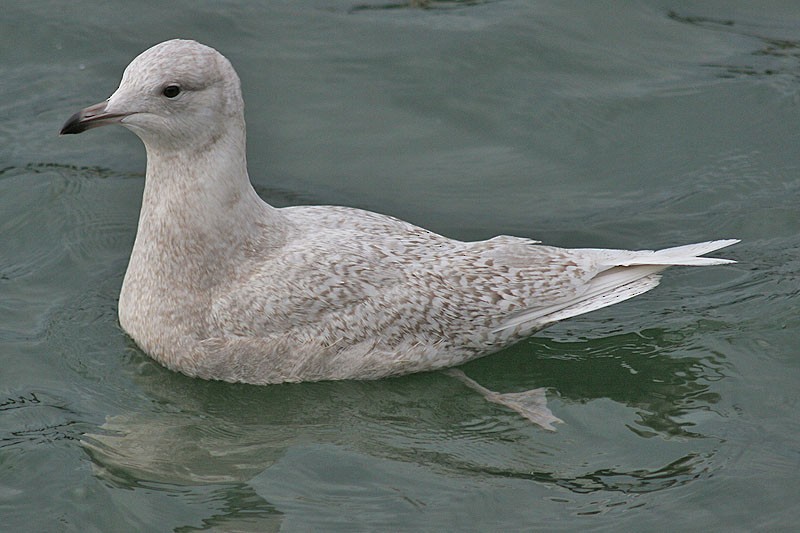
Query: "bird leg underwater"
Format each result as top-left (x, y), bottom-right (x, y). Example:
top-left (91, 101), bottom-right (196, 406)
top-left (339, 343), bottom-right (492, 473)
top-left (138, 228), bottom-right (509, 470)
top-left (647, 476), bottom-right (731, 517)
top-left (443, 369), bottom-right (563, 431)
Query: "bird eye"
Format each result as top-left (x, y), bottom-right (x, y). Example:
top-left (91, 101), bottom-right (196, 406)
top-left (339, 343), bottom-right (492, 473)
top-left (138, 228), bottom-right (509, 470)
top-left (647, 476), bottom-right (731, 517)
top-left (162, 85), bottom-right (181, 98)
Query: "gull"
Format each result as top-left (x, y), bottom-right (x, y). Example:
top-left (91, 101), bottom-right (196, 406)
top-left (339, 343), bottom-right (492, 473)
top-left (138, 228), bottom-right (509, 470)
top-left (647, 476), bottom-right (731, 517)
top-left (62, 40), bottom-right (737, 428)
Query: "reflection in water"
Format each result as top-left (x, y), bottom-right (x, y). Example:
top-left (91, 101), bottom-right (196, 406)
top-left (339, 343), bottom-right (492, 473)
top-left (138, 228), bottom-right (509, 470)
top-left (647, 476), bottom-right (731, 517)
top-left (470, 451), bottom-right (713, 495)
top-left (173, 485), bottom-right (283, 533)
top-left (0, 392), bottom-right (83, 450)
top-left (349, 0), bottom-right (491, 13)
top-left (463, 327), bottom-right (727, 438)
top-left (668, 10), bottom-right (800, 87)
top-left (77, 322), bottom-right (728, 527)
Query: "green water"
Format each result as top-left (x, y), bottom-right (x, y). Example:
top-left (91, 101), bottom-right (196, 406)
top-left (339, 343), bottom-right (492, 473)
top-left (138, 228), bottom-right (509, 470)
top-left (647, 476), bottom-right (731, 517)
top-left (2, 1), bottom-right (799, 531)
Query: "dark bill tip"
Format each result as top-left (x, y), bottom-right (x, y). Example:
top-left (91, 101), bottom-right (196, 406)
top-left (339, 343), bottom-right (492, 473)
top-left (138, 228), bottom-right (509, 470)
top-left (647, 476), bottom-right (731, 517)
top-left (59, 100), bottom-right (127, 136)
top-left (60, 110), bottom-right (88, 135)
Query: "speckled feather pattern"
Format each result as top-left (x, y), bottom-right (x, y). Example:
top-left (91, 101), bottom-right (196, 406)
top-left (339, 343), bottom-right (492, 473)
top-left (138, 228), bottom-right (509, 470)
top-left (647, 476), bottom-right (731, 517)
top-left (64, 40), bottom-right (738, 384)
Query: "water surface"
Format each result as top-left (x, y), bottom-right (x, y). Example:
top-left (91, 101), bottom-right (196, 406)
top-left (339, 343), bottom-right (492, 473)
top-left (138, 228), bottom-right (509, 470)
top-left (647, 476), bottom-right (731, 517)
top-left (2, 1), bottom-right (799, 531)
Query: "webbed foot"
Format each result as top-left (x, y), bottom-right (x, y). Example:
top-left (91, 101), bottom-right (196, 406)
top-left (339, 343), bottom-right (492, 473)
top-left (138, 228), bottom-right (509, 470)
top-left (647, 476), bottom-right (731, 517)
top-left (444, 368), bottom-right (563, 431)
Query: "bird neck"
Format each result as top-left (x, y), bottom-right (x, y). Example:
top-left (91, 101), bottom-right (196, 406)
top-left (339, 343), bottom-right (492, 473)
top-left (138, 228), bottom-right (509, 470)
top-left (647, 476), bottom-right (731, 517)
top-left (128, 124), bottom-right (287, 291)
top-left (119, 125), bottom-right (288, 344)
top-left (139, 124), bottom-right (272, 232)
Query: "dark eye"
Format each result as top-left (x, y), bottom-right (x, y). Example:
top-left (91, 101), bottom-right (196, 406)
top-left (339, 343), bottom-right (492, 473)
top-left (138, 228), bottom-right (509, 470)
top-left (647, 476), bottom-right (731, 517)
top-left (162, 85), bottom-right (181, 98)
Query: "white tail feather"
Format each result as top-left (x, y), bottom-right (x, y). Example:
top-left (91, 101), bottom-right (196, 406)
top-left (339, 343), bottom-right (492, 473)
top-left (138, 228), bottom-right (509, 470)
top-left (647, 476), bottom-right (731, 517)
top-left (493, 239), bottom-right (738, 333)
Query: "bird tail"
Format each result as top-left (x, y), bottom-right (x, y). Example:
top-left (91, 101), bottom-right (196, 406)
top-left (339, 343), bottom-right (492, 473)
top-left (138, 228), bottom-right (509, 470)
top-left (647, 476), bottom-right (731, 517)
top-left (590, 239), bottom-right (740, 267)
top-left (492, 239), bottom-right (739, 333)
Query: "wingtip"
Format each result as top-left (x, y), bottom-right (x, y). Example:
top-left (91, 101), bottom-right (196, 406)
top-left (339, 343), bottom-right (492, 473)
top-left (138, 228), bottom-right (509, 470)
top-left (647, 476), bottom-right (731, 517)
top-left (696, 238), bottom-right (741, 264)
top-left (715, 238), bottom-right (741, 248)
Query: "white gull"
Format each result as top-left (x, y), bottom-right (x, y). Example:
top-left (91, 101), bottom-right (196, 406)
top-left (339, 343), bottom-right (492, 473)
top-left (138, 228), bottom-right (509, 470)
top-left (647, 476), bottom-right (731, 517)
top-left (61, 40), bottom-right (737, 424)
